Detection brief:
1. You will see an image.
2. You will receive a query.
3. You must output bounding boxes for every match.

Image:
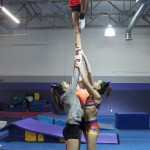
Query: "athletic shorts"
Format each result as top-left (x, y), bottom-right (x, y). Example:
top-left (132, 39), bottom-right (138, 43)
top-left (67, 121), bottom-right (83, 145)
top-left (70, 4), bottom-right (81, 12)
top-left (63, 124), bottom-right (80, 140)
top-left (79, 117), bottom-right (86, 132)
top-left (85, 119), bottom-right (100, 136)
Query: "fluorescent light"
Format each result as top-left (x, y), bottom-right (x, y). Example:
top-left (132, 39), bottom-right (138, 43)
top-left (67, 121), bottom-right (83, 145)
top-left (104, 24), bottom-right (116, 37)
top-left (0, 33), bottom-right (27, 37)
top-left (0, 6), bottom-right (20, 24)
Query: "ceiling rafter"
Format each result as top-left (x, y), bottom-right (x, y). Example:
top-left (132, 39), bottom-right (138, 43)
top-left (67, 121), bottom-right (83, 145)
top-left (0, 0), bottom-right (150, 30)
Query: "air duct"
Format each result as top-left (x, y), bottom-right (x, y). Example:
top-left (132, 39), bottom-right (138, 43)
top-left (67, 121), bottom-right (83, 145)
top-left (125, 4), bottom-right (148, 40)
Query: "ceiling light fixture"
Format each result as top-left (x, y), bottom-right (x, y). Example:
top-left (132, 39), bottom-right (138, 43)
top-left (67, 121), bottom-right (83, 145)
top-left (0, 5), bottom-right (20, 24)
top-left (104, 24), bottom-right (115, 37)
top-left (104, 0), bottom-right (115, 37)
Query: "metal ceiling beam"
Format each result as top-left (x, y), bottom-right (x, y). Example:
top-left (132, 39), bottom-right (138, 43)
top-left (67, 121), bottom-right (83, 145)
top-left (0, 0), bottom-right (150, 29)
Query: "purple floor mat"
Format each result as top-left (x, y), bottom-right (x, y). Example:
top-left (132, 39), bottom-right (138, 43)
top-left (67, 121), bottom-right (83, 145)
top-left (12, 118), bottom-right (63, 138)
top-left (11, 118), bottom-right (119, 144)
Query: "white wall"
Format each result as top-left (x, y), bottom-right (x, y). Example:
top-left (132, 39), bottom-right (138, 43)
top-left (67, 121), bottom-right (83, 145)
top-left (0, 27), bottom-right (150, 83)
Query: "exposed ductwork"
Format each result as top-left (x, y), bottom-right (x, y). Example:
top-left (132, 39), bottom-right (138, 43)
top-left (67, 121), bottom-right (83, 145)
top-left (125, 3), bottom-right (148, 41)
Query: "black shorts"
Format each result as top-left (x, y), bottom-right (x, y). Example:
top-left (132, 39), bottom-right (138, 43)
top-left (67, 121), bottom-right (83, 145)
top-left (79, 117), bottom-right (86, 132)
top-left (63, 124), bottom-right (80, 140)
top-left (70, 4), bottom-right (81, 12)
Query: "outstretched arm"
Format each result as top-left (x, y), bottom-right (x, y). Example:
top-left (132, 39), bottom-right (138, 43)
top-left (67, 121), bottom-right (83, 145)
top-left (71, 53), bottom-right (82, 92)
top-left (80, 50), bottom-right (93, 85)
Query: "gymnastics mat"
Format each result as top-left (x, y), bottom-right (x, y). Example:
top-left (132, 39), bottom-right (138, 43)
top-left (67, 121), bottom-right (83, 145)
top-left (37, 114), bottom-right (115, 129)
top-left (0, 121), bottom-right (7, 129)
top-left (8, 118), bottom-right (119, 144)
top-left (115, 112), bottom-right (149, 129)
top-left (0, 130), bottom-right (8, 139)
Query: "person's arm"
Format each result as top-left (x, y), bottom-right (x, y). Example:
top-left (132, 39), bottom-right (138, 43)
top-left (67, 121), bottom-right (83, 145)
top-left (75, 60), bottom-right (101, 101)
top-left (80, 50), bottom-right (93, 85)
top-left (70, 54), bottom-right (82, 92)
top-left (71, 68), bottom-right (80, 92)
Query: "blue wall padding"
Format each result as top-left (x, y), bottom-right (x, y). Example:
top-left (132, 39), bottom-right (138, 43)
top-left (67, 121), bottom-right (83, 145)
top-left (30, 100), bottom-right (48, 106)
top-left (1, 83), bottom-right (150, 90)
top-left (37, 114), bottom-right (66, 126)
top-left (3, 105), bottom-right (27, 112)
top-left (0, 83), bottom-right (52, 90)
top-left (3, 100), bottom-right (53, 112)
top-left (29, 100), bottom-right (53, 112)
top-left (115, 113), bottom-right (149, 129)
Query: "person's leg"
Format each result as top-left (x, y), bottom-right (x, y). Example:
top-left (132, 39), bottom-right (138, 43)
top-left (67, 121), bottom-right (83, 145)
top-left (72, 11), bottom-right (82, 50)
top-left (80, 0), bottom-right (89, 14)
top-left (78, 117), bottom-right (87, 149)
top-left (85, 119), bottom-right (99, 150)
top-left (78, 129), bottom-right (87, 150)
top-left (63, 124), bottom-right (80, 150)
top-left (79, 0), bottom-right (89, 29)
top-left (66, 139), bottom-right (79, 150)
top-left (78, 129), bottom-right (82, 147)
top-left (86, 134), bottom-right (98, 150)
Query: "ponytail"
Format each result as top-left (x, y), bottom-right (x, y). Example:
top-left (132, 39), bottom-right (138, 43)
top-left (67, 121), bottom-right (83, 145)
top-left (98, 81), bottom-right (112, 97)
top-left (51, 86), bottom-right (64, 110)
top-left (105, 85), bottom-right (112, 98)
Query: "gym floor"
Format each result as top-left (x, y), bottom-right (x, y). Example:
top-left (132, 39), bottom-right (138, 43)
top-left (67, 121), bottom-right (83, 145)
top-left (0, 115), bottom-right (150, 150)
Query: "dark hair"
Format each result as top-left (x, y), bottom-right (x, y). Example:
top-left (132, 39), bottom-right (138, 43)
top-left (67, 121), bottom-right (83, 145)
top-left (98, 81), bottom-right (112, 97)
top-left (54, 84), bottom-right (65, 97)
top-left (51, 84), bottom-right (65, 110)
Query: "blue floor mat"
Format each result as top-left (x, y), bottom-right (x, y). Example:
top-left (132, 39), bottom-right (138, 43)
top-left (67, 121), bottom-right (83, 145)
top-left (1, 139), bottom-right (150, 150)
top-left (0, 130), bottom-right (8, 139)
